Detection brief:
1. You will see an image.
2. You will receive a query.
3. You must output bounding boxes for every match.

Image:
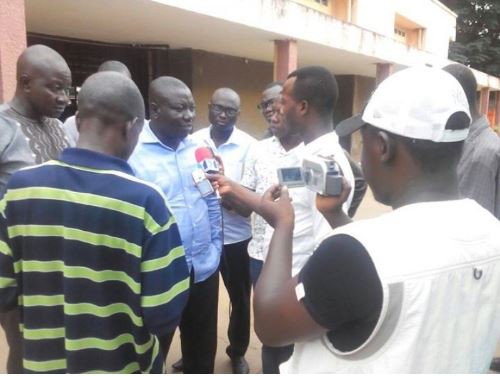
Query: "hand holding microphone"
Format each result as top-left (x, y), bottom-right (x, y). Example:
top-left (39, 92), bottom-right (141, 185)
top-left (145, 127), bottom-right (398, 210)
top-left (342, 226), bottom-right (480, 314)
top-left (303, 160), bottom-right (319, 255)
top-left (193, 146), bottom-right (223, 198)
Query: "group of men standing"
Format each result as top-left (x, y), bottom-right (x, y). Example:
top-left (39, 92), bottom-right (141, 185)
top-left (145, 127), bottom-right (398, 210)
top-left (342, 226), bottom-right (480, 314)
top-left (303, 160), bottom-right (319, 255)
top-left (0, 43), bottom-right (499, 375)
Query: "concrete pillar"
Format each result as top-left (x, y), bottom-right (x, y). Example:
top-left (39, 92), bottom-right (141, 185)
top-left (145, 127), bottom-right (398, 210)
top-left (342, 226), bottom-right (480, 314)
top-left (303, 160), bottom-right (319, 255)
top-left (495, 91), bottom-right (500, 131)
top-left (0, 0), bottom-right (27, 102)
top-left (479, 87), bottom-right (490, 117)
top-left (375, 63), bottom-right (393, 86)
top-left (273, 40), bottom-right (298, 82)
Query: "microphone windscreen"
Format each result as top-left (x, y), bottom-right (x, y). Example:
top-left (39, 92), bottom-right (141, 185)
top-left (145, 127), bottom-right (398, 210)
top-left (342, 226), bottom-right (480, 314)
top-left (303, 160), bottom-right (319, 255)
top-left (195, 147), bottom-right (214, 163)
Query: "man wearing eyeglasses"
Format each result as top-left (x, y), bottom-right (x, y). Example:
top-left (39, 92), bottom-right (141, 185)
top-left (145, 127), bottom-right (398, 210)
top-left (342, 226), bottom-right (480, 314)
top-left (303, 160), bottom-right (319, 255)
top-left (192, 87), bottom-right (256, 374)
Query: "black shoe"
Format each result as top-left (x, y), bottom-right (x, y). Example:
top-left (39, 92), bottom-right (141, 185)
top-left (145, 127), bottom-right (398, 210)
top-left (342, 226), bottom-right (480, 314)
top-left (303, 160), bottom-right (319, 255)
top-left (491, 358), bottom-right (500, 373)
top-left (231, 356), bottom-right (249, 374)
top-left (172, 358), bottom-right (183, 372)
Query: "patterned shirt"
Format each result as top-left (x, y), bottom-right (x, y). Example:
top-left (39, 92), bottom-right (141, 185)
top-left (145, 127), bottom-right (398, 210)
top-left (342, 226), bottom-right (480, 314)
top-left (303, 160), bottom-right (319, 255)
top-left (0, 148), bottom-right (190, 373)
top-left (241, 136), bottom-right (303, 260)
top-left (0, 115), bottom-right (34, 197)
top-left (0, 105), bottom-right (70, 164)
top-left (457, 115), bottom-right (500, 219)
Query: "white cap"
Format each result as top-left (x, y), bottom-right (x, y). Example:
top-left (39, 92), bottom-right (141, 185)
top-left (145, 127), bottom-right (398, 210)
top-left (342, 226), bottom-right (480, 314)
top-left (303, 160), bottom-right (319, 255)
top-left (336, 66), bottom-right (471, 142)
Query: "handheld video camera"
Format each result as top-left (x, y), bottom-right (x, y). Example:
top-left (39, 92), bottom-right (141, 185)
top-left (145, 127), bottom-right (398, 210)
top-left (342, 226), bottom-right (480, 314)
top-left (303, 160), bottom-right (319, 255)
top-left (277, 155), bottom-right (343, 196)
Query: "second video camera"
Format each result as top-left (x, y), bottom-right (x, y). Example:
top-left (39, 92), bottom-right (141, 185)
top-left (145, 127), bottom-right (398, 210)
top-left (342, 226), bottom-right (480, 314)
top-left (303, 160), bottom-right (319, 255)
top-left (277, 155), bottom-right (343, 196)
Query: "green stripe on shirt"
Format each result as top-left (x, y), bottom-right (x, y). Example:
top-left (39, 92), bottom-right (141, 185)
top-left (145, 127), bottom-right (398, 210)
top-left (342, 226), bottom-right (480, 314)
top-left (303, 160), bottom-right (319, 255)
top-left (23, 358), bottom-right (67, 372)
top-left (142, 277), bottom-right (190, 307)
top-left (19, 261), bottom-right (140, 293)
top-left (66, 333), bottom-right (155, 354)
top-left (8, 224), bottom-right (141, 258)
top-left (64, 302), bottom-right (143, 327)
top-left (5, 187), bottom-right (170, 235)
top-left (141, 245), bottom-right (185, 272)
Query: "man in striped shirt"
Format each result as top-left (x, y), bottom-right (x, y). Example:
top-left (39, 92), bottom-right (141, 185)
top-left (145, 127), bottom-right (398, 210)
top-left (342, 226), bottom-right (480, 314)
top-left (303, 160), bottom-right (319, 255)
top-left (0, 71), bottom-right (190, 373)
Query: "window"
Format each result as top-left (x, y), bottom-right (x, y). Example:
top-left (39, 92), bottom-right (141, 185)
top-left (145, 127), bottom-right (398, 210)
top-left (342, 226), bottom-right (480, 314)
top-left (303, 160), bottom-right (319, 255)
top-left (394, 14), bottom-right (425, 49)
top-left (394, 27), bottom-right (407, 42)
top-left (292, 0), bottom-right (332, 16)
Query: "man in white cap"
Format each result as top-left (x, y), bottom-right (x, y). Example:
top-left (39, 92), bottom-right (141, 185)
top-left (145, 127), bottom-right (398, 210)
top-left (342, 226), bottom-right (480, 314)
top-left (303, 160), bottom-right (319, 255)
top-left (239, 66), bottom-right (500, 373)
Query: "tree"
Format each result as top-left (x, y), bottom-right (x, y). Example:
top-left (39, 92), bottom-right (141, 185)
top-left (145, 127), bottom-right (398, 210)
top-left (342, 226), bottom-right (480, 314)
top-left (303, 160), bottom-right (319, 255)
top-left (441, 0), bottom-right (500, 77)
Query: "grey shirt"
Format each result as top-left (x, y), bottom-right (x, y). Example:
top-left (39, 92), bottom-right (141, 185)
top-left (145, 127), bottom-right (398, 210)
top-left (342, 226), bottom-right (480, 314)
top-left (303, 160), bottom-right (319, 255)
top-left (0, 105), bottom-right (70, 164)
top-left (457, 115), bottom-right (500, 219)
top-left (0, 115), bottom-right (34, 197)
top-left (63, 115), bottom-right (78, 147)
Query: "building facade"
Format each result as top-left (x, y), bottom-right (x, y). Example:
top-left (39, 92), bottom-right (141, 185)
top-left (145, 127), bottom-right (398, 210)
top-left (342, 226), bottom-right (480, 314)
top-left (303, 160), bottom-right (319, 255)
top-left (1, 0), bottom-right (499, 144)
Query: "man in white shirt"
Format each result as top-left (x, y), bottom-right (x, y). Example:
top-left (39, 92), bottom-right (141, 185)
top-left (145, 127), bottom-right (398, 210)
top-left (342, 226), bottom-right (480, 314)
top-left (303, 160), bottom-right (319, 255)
top-left (207, 67), bottom-right (356, 373)
top-left (192, 88), bottom-right (256, 374)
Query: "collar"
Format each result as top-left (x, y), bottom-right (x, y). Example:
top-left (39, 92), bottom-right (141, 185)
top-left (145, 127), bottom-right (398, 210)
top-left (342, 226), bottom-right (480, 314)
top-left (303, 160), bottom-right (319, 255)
top-left (467, 115), bottom-right (490, 140)
top-left (59, 148), bottom-right (134, 175)
top-left (305, 130), bottom-right (339, 154)
top-left (207, 124), bottom-right (246, 146)
top-left (140, 121), bottom-right (194, 151)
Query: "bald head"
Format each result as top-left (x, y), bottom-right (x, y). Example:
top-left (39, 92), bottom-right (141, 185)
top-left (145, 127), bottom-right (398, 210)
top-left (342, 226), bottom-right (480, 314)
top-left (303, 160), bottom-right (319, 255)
top-left (13, 44), bottom-right (72, 119)
top-left (211, 87), bottom-right (240, 108)
top-left (97, 60), bottom-right (131, 79)
top-left (148, 76), bottom-right (195, 142)
top-left (209, 87), bottom-right (240, 130)
top-left (78, 71), bottom-right (144, 123)
top-left (76, 71), bottom-right (145, 159)
top-left (17, 44), bottom-right (70, 81)
top-left (149, 76), bottom-right (189, 103)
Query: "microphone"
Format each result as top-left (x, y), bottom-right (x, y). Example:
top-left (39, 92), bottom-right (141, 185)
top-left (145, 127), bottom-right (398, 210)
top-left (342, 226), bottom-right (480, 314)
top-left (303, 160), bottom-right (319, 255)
top-left (195, 146), bottom-right (219, 174)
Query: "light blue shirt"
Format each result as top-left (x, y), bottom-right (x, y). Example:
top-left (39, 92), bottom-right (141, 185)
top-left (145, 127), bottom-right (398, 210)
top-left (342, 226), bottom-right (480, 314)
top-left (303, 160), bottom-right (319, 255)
top-left (192, 126), bottom-right (256, 244)
top-left (129, 122), bottom-right (222, 283)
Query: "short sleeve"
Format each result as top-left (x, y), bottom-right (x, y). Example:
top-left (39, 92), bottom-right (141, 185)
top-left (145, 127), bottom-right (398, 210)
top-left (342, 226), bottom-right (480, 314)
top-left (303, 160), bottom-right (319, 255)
top-left (298, 234), bottom-right (383, 333)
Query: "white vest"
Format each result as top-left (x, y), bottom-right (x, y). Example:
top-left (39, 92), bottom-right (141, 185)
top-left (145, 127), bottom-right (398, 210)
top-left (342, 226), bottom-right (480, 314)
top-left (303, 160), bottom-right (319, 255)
top-left (282, 199), bottom-right (500, 373)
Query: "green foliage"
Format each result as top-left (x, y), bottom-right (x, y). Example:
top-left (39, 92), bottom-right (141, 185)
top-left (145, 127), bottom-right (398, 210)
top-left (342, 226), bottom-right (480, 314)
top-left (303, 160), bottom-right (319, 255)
top-left (441, 0), bottom-right (500, 77)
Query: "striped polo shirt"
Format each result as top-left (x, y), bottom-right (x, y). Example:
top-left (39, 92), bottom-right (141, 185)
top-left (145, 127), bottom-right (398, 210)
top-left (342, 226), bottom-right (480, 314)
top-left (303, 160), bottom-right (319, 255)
top-left (0, 148), bottom-right (190, 373)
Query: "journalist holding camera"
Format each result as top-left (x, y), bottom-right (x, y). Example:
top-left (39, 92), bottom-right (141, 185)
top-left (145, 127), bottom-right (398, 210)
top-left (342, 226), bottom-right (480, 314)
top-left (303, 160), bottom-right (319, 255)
top-left (246, 67), bottom-right (500, 373)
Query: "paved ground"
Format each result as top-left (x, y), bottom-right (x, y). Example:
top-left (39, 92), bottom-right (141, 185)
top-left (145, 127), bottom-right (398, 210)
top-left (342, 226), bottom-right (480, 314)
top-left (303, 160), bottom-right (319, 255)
top-left (1, 189), bottom-right (498, 373)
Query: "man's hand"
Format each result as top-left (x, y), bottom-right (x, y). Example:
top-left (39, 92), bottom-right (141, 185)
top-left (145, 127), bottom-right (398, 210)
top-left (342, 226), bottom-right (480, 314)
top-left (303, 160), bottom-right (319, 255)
top-left (255, 185), bottom-right (295, 229)
top-left (316, 177), bottom-right (352, 229)
top-left (206, 173), bottom-right (234, 198)
top-left (206, 173), bottom-right (255, 217)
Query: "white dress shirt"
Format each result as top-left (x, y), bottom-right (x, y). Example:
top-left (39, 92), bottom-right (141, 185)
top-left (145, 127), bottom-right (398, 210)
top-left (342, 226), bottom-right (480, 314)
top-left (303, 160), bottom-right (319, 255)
top-left (192, 125), bottom-right (257, 245)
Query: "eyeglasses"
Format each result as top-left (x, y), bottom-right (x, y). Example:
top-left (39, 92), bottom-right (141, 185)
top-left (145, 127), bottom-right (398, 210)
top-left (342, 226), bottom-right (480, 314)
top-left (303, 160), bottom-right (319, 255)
top-left (257, 98), bottom-right (278, 111)
top-left (210, 104), bottom-right (239, 117)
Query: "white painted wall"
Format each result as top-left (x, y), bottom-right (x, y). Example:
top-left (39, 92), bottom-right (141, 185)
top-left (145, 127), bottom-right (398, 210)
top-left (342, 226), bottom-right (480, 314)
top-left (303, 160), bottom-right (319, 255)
top-left (353, 0), bottom-right (394, 37)
top-left (353, 0), bottom-right (456, 57)
top-left (393, 0), bottom-right (456, 57)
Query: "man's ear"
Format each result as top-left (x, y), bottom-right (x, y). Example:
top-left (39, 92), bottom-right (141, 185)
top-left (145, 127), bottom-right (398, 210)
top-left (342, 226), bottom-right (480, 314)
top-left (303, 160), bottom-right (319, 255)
top-left (19, 74), bottom-right (31, 93)
top-left (124, 117), bottom-right (139, 137)
top-left (150, 102), bottom-right (160, 119)
top-left (75, 111), bottom-right (81, 132)
top-left (377, 130), bottom-right (396, 164)
top-left (298, 100), bottom-right (309, 117)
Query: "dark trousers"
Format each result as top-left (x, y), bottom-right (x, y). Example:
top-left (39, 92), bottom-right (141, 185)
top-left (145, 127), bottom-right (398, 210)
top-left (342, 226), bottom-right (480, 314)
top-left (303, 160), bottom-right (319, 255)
top-left (249, 257), bottom-right (263, 287)
top-left (262, 344), bottom-right (294, 374)
top-left (249, 257), bottom-right (294, 373)
top-left (160, 269), bottom-right (219, 374)
top-left (220, 238), bottom-right (251, 358)
top-left (0, 308), bottom-right (23, 373)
